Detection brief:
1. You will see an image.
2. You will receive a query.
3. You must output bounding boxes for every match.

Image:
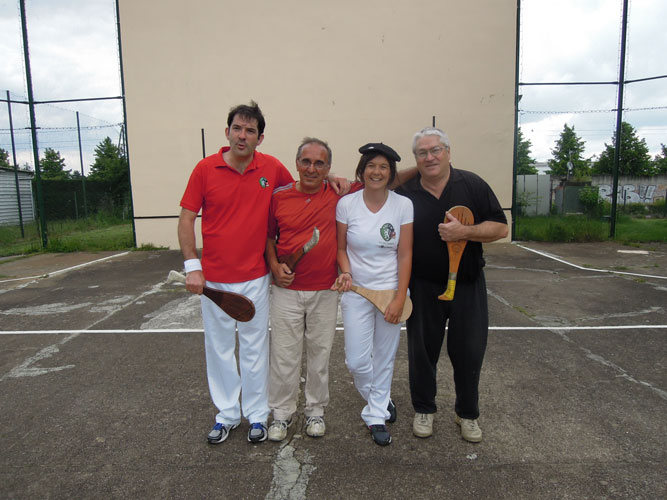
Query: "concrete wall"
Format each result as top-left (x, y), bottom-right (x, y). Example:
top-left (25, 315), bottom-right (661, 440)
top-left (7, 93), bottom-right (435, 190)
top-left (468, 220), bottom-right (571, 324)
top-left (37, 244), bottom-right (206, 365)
top-left (514, 175), bottom-right (667, 217)
top-left (118, 0), bottom-right (517, 248)
top-left (515, 174), bottom-right (551, 215)
top-left (0, 168), bottom-right (35, 226)
top-left (592, 175), bottom-right (667, 205)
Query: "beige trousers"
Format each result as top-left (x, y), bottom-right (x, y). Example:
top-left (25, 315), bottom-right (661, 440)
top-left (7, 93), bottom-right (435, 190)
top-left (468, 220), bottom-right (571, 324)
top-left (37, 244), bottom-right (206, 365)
top-left (268, 286), bottom-right (339, 420)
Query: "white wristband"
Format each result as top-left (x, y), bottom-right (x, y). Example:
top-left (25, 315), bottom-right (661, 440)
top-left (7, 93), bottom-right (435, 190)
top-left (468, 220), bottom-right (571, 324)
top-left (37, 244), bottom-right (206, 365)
top-left (184, 258), bottom-right (202, 273)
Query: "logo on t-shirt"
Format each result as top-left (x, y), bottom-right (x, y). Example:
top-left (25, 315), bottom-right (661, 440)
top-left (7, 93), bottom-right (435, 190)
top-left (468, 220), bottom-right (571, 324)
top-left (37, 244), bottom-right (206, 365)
top-left (259, 177), bottom-right (269, 188)
top-left (380, 223), bottom-right (396, 241)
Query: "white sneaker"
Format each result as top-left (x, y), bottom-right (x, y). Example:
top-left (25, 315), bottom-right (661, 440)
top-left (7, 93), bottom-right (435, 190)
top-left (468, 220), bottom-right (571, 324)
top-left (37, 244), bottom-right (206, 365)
top-left (413, 413), bottom-right (434, 438)
top-left (268, 418), bottom-right (292, 442)
top-left (305, 416), bottom-right (325, 437)
top-left (455, 415), bottom-right (482, 443)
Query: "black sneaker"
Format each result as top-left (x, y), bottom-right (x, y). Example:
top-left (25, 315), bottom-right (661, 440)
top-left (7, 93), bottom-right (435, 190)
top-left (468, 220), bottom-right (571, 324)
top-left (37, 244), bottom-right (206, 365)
top-left (387, 399), bottom-right (397, 423)
top-left (207, 422), bottom-right (238, 444)
top-left (247, 422), bottom-right (268, 443)
top-left (369, 424), bottom-right (392, 446)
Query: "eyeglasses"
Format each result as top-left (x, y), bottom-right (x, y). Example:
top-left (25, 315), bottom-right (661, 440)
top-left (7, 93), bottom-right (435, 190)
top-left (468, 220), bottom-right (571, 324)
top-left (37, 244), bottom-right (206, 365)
top-left (415, 146), bottom-right (446, 160)
top-left (298, 158), bottom-right (329, 170)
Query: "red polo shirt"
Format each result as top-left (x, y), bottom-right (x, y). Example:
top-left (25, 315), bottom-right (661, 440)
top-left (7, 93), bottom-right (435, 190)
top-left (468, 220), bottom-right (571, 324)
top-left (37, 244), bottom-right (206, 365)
top-left (181, 147), bottom-right (294, 283)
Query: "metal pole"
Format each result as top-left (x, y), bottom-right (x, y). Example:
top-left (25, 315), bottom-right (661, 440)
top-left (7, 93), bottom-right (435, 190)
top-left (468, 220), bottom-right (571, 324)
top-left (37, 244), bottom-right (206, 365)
top-left (115, 0), bottom-right (137, 246)
top-left (432, 116), bottom-right (435, 127)
top-left (610, 0), bottom-right (629, 238)
top-left (201, 128), bottom-right (206, 158)
top-left (19, 0), bottom-right (47, 247)
top-left (76, 112), bottom-right (88, 217)
top-left (511, 0), bottom-right (521, 241)
top-left (7, 90), bottom-right (25, 237)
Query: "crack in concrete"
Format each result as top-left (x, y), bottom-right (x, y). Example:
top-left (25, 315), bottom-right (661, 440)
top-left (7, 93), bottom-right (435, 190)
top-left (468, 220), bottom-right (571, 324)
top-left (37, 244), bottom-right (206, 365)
top-left (265, 438), bottom-right (316, 500)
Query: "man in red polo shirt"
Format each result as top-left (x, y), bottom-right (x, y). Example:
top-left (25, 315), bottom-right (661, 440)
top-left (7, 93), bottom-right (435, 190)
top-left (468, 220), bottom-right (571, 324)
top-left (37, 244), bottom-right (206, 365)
top-left (178, 102), bottom-right (348, 445)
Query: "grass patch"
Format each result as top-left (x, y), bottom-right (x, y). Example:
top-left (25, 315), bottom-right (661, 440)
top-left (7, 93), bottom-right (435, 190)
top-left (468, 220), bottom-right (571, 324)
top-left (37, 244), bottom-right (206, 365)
top-left (516, 214), bottom-right (667, 243)
top-left (614, 215), bottom-right (667, 243)
top-left (0, 214), bottom-right (134, 257)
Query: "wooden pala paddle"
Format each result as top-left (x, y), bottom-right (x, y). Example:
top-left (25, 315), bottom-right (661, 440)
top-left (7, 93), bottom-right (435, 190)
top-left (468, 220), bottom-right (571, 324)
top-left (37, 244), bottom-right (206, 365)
top-left (167, 270), bottom-right (255, 322)
top-left (278, 227), bottom-right (320, 272)
top-left (438, 205), bottom-right (474, 301)
top-left (350, 285), bottom-right (413, 322)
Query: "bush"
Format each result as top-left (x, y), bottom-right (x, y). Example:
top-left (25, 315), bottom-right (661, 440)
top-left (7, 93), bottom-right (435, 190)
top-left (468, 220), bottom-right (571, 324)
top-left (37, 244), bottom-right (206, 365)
top-left (578, 186), bottom-right (603, 217)
top-left (620, 202), bottom-right (648, 216)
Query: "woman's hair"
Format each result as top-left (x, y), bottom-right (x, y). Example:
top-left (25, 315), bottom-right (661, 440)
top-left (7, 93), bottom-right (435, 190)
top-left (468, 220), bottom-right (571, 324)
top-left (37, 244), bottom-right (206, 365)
top-left (355, 153), bottom-right (397, 185)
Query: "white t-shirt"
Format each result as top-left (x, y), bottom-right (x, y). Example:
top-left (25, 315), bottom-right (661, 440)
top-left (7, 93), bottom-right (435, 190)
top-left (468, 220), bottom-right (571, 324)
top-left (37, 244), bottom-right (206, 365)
top-left (336, 190), bottom-right (413, 289)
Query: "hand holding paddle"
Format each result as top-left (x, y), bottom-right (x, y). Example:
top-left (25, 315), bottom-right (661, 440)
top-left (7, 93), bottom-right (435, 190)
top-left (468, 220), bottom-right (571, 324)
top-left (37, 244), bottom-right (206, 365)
top-left (278, 227), bottom-right (320, 272)
top-left (167, 270), bottom-right (256, 322)
top-left (331, 275), bottom-right (412, 323)
top-left (438, 205), bottom-right (474, 301)
top-left (350, 286), bottom-right (413, 323)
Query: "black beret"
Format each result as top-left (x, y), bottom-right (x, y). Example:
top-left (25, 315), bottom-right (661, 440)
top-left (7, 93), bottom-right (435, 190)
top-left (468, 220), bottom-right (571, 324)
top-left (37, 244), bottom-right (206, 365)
top-left (358, 142), bottom-right (401, 162)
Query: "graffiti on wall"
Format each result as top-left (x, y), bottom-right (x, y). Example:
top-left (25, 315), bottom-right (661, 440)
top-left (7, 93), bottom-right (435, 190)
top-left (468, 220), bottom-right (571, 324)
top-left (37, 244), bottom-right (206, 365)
top-left (597, 183), bottom-right (667, 204)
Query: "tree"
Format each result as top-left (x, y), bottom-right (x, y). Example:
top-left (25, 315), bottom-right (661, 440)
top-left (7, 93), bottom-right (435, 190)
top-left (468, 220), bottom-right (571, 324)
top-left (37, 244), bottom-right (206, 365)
top-left (653, 143), bottom-right (667, 175)
top-left (88, 137), bottom-right (130, 203)
top-left (0, 147), bottom-right (10, 168)
top-left (88, 137), bottom-right (128, 182)
top-left (39, 148), bottom-right (71, 179)
top-left (516, 128), bottom-right (538, 174)
top-left (547, 124), bottom-right (590, 178)
top-left (592, 122), bottom-right (653, 176)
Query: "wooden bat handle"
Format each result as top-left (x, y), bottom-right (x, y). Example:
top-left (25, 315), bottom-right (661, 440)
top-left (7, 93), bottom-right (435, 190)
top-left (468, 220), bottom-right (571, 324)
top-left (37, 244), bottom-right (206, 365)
top-left (278, 250), bottom-right (303, 272)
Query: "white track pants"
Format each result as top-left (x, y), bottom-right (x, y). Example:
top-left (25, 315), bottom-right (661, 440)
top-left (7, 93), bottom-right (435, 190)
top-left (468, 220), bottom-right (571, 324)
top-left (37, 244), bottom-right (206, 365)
top-left (341, 291), bottom-right (401, 426)
top-left (201, 273), bottom-right (270, 426)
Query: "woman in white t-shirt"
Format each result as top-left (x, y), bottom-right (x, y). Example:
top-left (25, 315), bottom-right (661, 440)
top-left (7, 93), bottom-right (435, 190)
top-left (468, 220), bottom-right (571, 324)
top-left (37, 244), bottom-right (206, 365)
top-left (331, 143), bottom-right (413, 446)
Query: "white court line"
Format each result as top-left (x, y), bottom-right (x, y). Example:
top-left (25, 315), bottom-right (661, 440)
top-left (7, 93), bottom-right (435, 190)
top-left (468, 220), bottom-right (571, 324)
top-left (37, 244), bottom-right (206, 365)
top-left (2, 325), bottom-right (666, 335)
top-left (514, 243), bottom-right (667, 280)
top-left (0, 251), bottom-right (131, 283)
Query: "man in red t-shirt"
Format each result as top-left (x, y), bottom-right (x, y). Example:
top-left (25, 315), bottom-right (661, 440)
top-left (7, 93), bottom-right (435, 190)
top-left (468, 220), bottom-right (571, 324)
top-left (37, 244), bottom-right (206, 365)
top-left (265, 138), bottom-right (362, 441)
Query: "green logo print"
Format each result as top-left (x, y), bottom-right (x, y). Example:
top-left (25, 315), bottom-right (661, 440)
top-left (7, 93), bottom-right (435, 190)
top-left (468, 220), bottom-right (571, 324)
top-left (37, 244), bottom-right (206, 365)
top-left (380, 223), bottom-right (396, 241)
top-left (259, 177), bottom-right (269, 188)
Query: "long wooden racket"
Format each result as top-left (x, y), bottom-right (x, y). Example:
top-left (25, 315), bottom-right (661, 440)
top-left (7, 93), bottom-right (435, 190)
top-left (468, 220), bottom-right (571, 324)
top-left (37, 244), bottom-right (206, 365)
top-left (438, 205), bottom-right (474, 301)
top-left (167, 270), bottom-right (256, 322)
top-left (278, 227), bottom-right (320, 272)
top-left (350, 285), bottom-right (413, 322)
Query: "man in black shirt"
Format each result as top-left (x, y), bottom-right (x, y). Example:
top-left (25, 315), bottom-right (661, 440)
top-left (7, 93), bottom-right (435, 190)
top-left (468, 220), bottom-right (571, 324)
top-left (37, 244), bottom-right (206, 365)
top-left (395, 127), bottom-right (508, 442)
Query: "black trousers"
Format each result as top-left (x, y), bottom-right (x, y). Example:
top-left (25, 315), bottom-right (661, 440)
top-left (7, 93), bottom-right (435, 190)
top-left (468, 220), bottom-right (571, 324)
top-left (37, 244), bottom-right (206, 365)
top-left (406, 273), bottom-right (488, 419)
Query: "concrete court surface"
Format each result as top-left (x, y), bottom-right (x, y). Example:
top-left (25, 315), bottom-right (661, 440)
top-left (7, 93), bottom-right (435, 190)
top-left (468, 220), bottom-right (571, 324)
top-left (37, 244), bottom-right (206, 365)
top-left (0, 242), bottom-right (666, 500)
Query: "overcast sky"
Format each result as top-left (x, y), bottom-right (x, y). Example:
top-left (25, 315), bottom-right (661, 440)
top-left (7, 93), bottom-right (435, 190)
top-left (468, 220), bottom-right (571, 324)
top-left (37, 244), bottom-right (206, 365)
top-left (1, 0), bottom-right (666, 172)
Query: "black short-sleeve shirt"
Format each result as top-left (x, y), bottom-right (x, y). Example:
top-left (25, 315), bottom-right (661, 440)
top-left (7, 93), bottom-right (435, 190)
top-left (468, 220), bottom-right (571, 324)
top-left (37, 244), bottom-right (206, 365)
top-left (395, 166), bottom-right (507, 284)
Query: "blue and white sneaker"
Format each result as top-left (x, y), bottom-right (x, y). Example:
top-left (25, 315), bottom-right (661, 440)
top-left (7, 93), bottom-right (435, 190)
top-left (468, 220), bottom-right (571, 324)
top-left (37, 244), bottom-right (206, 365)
top-left (247, 422), bottom-right (268, 443)
top-left (207, 422), bottom-right (238, 444)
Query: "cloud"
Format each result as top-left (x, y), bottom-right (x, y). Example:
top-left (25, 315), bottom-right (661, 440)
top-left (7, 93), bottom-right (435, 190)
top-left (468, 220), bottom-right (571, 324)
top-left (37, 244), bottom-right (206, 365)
top-left (520, 0), bottom-right (667, 160)
top-left (1, 0), bottom-right (666, 169)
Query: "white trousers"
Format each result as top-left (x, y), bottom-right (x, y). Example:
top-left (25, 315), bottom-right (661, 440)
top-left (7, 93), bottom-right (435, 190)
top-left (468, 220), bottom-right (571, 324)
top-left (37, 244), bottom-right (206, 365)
top-left (341, 291), bottom-right (401, 426)
top-left (201, 273), bottom-right (270, 426)
top-left (269, 287), bottom-right (339, 420)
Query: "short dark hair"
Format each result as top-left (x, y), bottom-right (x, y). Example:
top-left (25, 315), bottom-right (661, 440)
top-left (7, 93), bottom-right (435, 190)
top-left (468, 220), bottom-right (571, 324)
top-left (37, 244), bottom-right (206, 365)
top-left (227, 101), bottom-right (266, 135)
top-left (296, 137), bottom-right (332, 165)
top-left (355, 152), bottom-right (397, 185)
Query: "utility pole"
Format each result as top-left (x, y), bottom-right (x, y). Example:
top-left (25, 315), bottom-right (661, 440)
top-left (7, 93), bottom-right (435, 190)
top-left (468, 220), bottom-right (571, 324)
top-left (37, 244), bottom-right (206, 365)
top-left (610, 0), bottom-right (629, 238)
top-left (76, 111), bottom-right (88, 217)
top-left (19, 0), bottom-right (48, 247)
